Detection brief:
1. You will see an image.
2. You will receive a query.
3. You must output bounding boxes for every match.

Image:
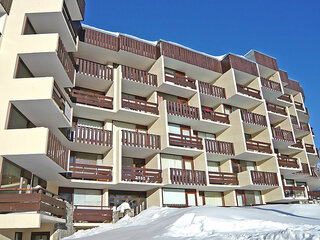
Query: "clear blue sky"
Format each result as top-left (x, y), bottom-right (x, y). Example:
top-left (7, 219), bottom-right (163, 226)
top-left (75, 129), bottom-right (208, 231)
top-left (83, 0), bottom-right (320, 145)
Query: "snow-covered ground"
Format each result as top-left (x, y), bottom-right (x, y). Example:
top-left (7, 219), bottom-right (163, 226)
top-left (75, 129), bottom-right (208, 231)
top-left (65, 204), bottom-right (320, 240)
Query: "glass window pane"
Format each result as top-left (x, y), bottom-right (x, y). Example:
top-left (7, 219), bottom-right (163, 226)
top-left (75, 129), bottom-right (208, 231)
top-left (1, 161), bottom-right (21, 189)
top-left (161, 154), bottom-right (183, 169)
top-left (205, 192), bottom-right (223, 206)
top-left (237, 192), bottom-right (244, 206)
top-left (254, 191), bottom-right (262, 204)
top-left (163, 189), bottom-right (186, 205)
top-left (207, 161), bottom-right (219, 172)
top-left (168, 124), bottom-right (180, 135)
top-left (187, 193), bottom-right (196, 206)
top-left (245, 191), bottom-right (255, 205)
top-left (74, 189), bottom-right (102, 208)
top-left (184, 160), bottom-right (192, 170)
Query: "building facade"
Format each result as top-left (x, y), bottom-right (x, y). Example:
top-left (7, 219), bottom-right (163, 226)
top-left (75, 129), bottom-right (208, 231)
top-left (0, 0), bottom-right (319, 239)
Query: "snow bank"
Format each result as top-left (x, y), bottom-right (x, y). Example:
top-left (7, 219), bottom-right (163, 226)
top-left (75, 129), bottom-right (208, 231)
top-left (65, 204), bottom-right (320, 240)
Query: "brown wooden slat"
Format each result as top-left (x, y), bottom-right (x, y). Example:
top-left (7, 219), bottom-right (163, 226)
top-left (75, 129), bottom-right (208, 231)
top-left (122, 96), bottom-right (159, 115)
top-left (237, 84), bottom-right (261, 99)
top-left (167, 101), bottom-right (199, 120)
top-left (168, 133), bottom-right (203, 149)
top-left (240, 109), bottom-right (267, 126)
top-left (205, 139), bottom-right (234, 155)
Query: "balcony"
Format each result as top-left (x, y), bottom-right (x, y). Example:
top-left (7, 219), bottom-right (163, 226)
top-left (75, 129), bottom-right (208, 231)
top-left (283, 186), bottom-right (306, 199)
top-left (202, 109), bottom-right (229, 124)
top-left (121, 65), bottom-right (157, 96)
top-left (74, 205), bottom-right (112, 223)
top-left (160, 41), bottom-right (222, 81)
top-left (122, 166), bottom-right (162, 183)
top-left (69, 88), bottom-right (113, 110)
top-left (261, 78), bottom-right (282, 92)
top-left (0, 0), bottom-right (12, 15)
top-left (308, 191), bottom-right (320, 201)
top-left (237, 84), bottom-right (261, 99)
top-left (291, 139), bottom-right (303, 149)
top-left (122, 96), bottom-right (159, 115)
top-left (166, 101), bottom-right (199, 120)
top-left (221, 54), bottom-right (258, 77)
top-left (208, 172), bottom-right (238, 185)
top-left (240, 110), bottom-right (267, 134)
top-left (19, 36), bottom-right (75, 88)
top-left (296, 163), bottom-right (311, 176)
top-left (168, 133), bottom-right (203, 150)
top-left (76, 58), bottom-right (113, 92)
top-left (305, 144), bottom-right (316, 154)
top-left (247, 50), bottom-right (278, 77)
top-left (198, 81), bottom-right (226, 98)
top-left (0, 128), bottom-right (69, 181)
top-left (205, 139), bottom-right (234, 160)
top-left (0, 188), bottom-right (66, 228)
top-left (293, 121), bottom-right (310, 138)
top-left (70, 125), bottom-right (112, 146)
top-left (69, 163), bottom-right (113, 182)
top-left (290, 115), bottom-right (299, 125)
top-left (170, 168), bottom-right (206, 186)
top-left (52, 84), bottom-right (72, 122)
top-left (80, 27), bottom-right (158, 70)
top-left (266, 102), bottom-right (287, 116)
top-left (238, 170), bottom-right (279, 190)
top-left (122, 130), bottom-right (161, 158)
top-left (272, 127), bottom-right (294, 142)
top-left (246, 139), bottom-right (272, 154)
top-left (295, 102), bottom-right (304, 111)
top-left (165, 72), bottom-right (196, 89)
top-left (250, 171), bottom-right (279, 187)
top-left (277, 155), bottom-right (299, 169)
top-left (278, 93), bottom-right (292, 103)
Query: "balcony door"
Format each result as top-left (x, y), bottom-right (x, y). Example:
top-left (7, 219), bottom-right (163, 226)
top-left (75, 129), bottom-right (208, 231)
top-left (73, 189), bottom-right (102, 209)
top-left (183, 157), bottom-right (194, 170)
top-left (186, 190), bottom-right (197, 206)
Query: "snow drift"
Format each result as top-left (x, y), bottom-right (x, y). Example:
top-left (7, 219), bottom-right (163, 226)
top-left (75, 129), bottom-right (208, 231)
top-left (65, 204), bottom-right (320, 240)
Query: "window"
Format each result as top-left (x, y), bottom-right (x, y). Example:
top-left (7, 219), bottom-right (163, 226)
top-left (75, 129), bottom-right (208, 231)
top-left (15, 58), bottom-right (34, 78)
top-left (223, 105), bottom-right (232, 115)
top-left (161, 154), bottom-right (183, 170)
top-left (285, 179), bottom-right (294, 186)
top-left (73, 189), bottom-right (102, 208)
top-left (196, 131), bottom-right (216, 140)
top-left (1, 160), bottom-right (22, 189)
top-left (14, 232), bottom-right (22, 240)
top-left (71, 152), bottom-right (103, 165)
top-left (123, 158), bottom-right (145, 168)
top-left (31, 232), bottom-right (50, 240)
top-left (237, 190), bottom-right (261, 206)
top-left (204, 192), bottom-right (223, 206)
top-left (163, 189), bottom-right (186, 206)
top-left (7, 105), bottom-right (34, 129)
top-left (23, 18), bottom-right (36, 35)
top-left (296, 182), bottom-right (307, 187)
top-left (207, 161), bottom-right (220, 172)
top-left (232, 160), bottom-right (256, 173)
top-left (76, 118), bottom-right (104, 129)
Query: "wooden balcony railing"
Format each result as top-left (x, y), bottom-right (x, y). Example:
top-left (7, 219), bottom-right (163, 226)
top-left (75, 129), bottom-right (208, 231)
top-left (297, 163), bottom-right (310, 175)
top-left (295, 102), bottom-right (304, 111)
top-left (119, 35), bottom-right (158, 59)
top-left (165, 72), bottom-right (196, 89)
top-left (77, 58), bottom-right (113, 81)
top-left (167, 101), bottom-right (199, 120)
top-left (202, 109), bottom-right (229, 124)
top-left (305, 144), bottom-right (315, 153)
top-left (253, 51), bottom-right (278, 71)
top-left (261, 78), bottom-right (282, 92)
top-left (122, 166), bottom-right (162, 183)
top-left (290, 115), bottom-right (299, 125)
top-left (283, 186), bottom-right (306, 198)
top-left (170, 168), bottom-right (206, 186)
top-left (82, 27), bottom-right (158, 59)
top-left (122, 65), bottom-right (157, 86)
top-left (198, 81), bottom-right (226, 98)
top-left (237, 84), bottom-right (261, 99)
top-left (74, 205), bottom-right (113, 223)
top-left (122, 96), bottom-right (159, 115)
top-left (47, 131), bottom-right (69, 170)
top-left (311, 167), bottom-right (317, 178)
top-left (0, 187), bottom-right (66, 218)
top-left (52, 83), bottom-right (72, 121)
top-left (57, 38), bottom-right (75, 84)
top-left (160, 41), bottom-right (222, 72)
top-left (278, 93), bottom-right (292, 103)
top-left (0, 0), bottom-right (13, 14)
top-left (69, 88), bottom-right (113, 109)
top-left (246, 139), bottom-right (272, 154)
top-left (168, 133), bottom-right (203, 150)
top-left (62, 3), bottom-right (77, 43)
top-left (83, 27), bottom-right (119, 51)
top-left (250, 171), bottom-right (279, 186)
top-left (308, 191), bottom-right (320, 200)
top-left (205, 139), bottom-right (234, 155)
top-left (271, 127), bottom-right (294, 142)
top-left (277, 155), bottom-right (299, 168)
top-left (266, 102), bottom-right (287, 115)
top-left (208, 172), bottom-right (238, 185)
top-left (122, 130), bottom-right (161, 150)
top-left (299, 122), bottom-right (310, 132)
top-left (286, 79), bottom-right (304, 98)
top-left (240, 110), bottom-right (267, 126)
top-left (69, 125), bottom-right (112, 146)
top-left (292, 139), bottom-right (303, 149)
top-left (221, 54), bottom-right (258, 76)
top-left (69, 163), bottom-right (113, 182)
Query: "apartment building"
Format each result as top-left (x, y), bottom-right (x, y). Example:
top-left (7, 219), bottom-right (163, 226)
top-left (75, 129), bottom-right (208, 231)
top-left (0, 0), bottom-right (319, 239)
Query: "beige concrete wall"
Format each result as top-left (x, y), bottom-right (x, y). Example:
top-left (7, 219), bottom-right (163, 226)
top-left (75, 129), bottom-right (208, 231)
top-left (224, 190), bottom-right (237, 206)
top-left (214, 69), bottom-right (236, 99)
top-left (149, 56), bottom-right (164, 86)
top-left (147, 188), bottom-right (162, 207)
